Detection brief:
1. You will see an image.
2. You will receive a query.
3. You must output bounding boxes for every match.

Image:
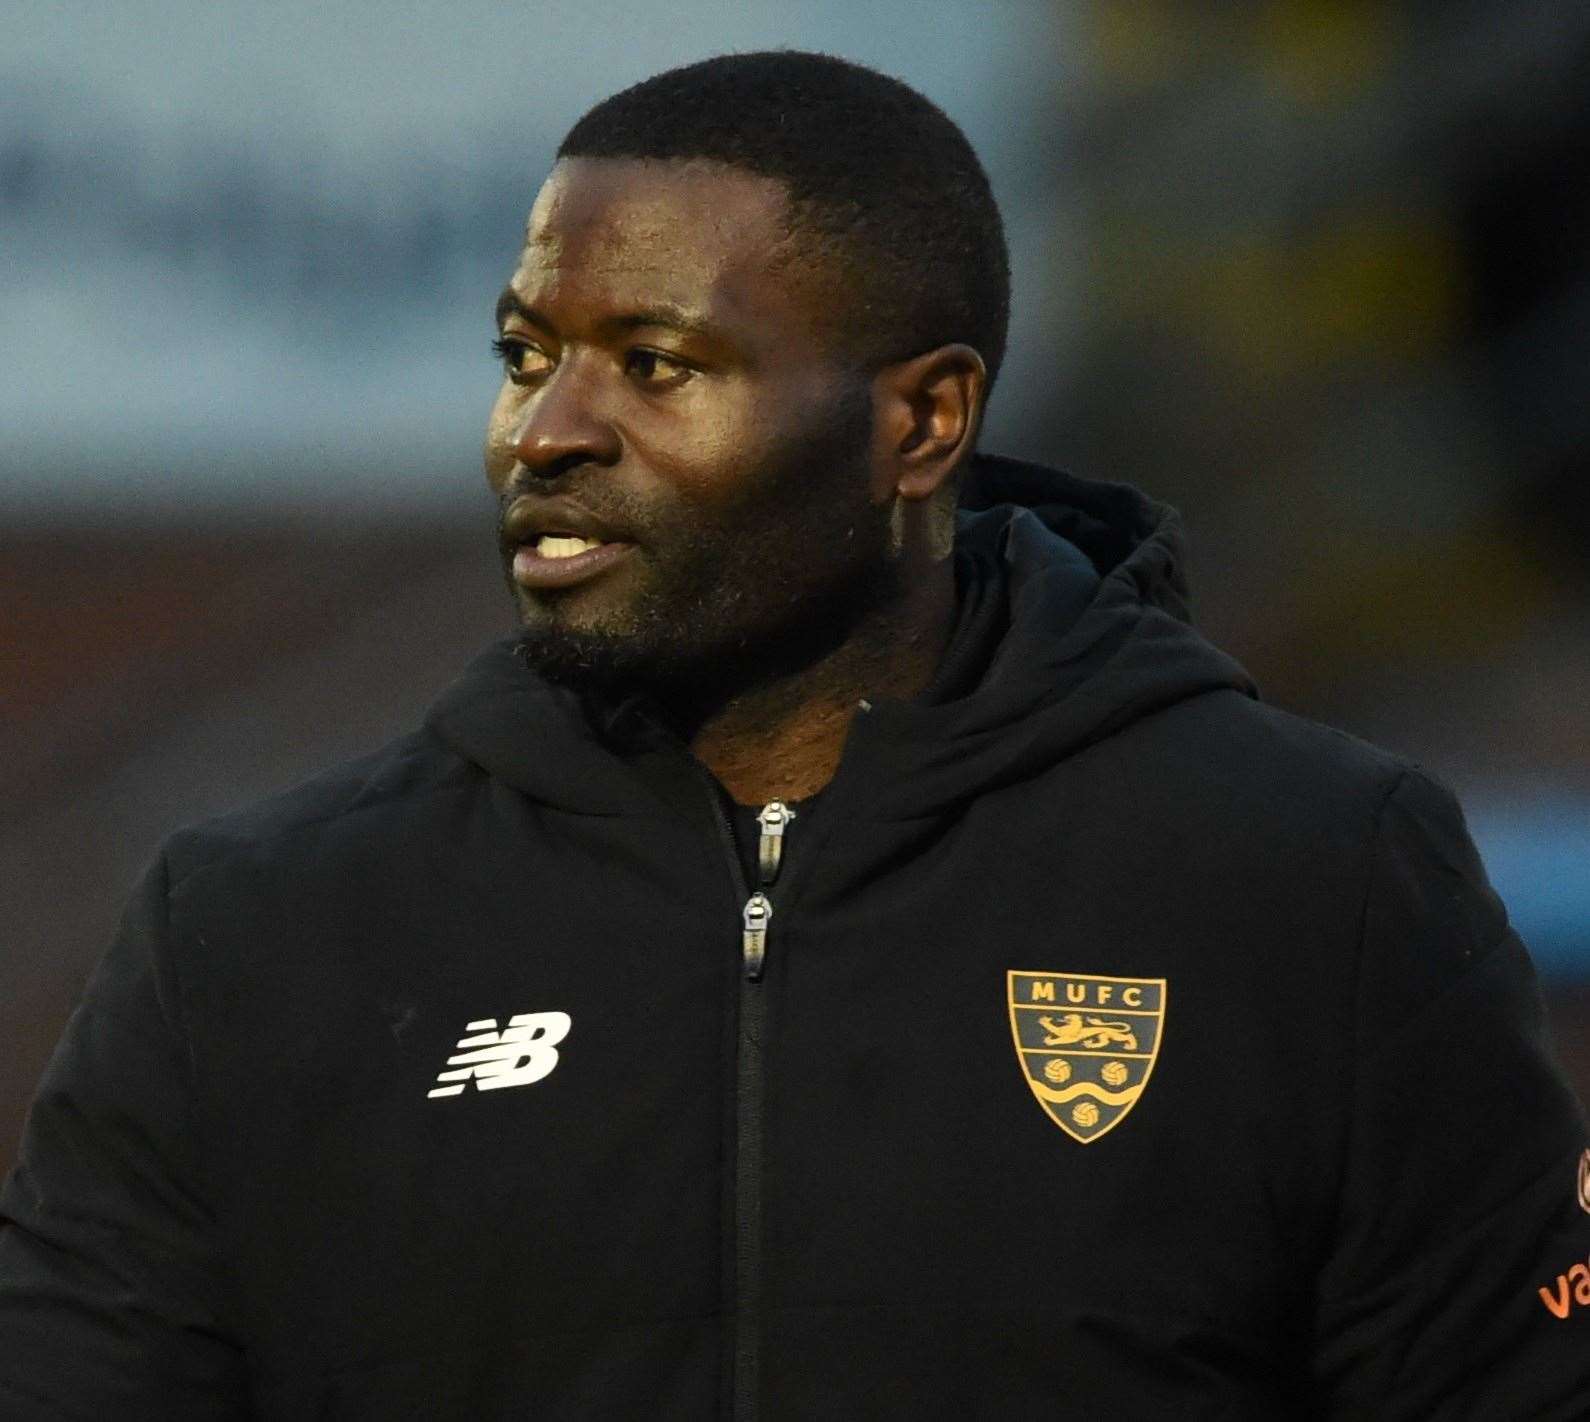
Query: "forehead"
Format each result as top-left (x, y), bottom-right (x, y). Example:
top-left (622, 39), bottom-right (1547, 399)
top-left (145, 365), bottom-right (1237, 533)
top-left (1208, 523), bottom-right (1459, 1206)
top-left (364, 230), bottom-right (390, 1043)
top-left (508, 157), bottom-right (823, 335)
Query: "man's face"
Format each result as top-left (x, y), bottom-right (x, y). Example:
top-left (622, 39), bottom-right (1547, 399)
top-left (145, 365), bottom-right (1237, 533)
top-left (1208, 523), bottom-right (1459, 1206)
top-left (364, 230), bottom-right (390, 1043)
top-left (484, 157), bottom-right (900, 702)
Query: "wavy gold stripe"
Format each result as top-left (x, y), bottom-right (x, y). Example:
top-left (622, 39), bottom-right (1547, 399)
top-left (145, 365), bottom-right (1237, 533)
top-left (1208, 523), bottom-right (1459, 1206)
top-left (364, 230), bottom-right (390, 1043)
top-left (1031, 1079), bottom-right (1143, 1107)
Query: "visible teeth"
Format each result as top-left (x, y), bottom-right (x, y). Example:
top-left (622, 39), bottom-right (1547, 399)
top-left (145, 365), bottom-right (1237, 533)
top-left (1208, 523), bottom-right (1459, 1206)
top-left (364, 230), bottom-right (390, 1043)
top-left (536, 535), bottom-right (603, 558)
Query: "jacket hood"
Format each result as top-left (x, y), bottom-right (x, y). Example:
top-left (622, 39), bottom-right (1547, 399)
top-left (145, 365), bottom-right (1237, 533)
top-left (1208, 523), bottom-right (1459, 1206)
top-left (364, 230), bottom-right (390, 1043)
top-left (426, 453), bottom-right (1257, 820)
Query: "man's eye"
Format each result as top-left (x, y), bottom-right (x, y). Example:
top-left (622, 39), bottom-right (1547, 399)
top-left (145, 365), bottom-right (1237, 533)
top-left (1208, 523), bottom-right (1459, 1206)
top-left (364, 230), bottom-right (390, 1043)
top-left (624, 349), bottom-right (694, 387)
top-left (491, 337), bottom-right (552, 381)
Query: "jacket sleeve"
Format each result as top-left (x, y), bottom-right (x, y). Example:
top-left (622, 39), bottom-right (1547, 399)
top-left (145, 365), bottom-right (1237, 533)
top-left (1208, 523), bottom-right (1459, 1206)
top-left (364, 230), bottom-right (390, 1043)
top-left (0, 854), bottom-right (250, 1419)
top-left (1312, 768), bottom-right (1590, 1419)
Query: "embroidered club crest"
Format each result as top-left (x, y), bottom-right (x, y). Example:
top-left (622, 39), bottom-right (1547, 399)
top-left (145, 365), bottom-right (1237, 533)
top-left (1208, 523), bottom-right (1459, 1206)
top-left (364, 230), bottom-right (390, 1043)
top-left (1007, 970), bottom-right (1166, 1144)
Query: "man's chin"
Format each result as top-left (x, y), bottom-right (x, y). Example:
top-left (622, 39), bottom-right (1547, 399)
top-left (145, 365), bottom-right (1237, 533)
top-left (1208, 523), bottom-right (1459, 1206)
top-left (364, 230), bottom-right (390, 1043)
top-left (513, 627), bottom-right (694, 702)
top-left (511, 540), bottom-right (906, 713)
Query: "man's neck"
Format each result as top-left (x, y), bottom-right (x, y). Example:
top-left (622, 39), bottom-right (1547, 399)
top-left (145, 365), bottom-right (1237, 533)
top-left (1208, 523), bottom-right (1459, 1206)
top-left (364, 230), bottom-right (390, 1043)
top-left (685, 559), bottom-right (956, 806)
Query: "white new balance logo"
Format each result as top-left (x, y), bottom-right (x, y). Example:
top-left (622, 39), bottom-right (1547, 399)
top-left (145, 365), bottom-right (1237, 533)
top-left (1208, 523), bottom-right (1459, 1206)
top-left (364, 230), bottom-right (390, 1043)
top-left (427, 1011), bottom-right (572, 1099)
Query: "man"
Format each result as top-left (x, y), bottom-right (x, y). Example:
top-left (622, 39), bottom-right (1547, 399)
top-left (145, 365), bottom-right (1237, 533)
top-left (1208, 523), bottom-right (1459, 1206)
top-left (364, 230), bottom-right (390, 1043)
top-left (1, 50), bottom-right (1587, 1419)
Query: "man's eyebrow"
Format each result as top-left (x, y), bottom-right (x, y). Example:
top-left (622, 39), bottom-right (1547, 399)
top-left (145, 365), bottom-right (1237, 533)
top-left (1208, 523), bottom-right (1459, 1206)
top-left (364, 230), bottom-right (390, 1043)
top-left (493, 287), bottom-right (718, 341)
top-left (495, 286), bottom-right (534, 330)
top-left (600, 306), bottom-right (718, 340)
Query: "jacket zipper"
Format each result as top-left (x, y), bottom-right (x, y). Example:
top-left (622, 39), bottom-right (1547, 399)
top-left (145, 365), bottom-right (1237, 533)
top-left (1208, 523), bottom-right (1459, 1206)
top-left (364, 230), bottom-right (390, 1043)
top-left (741, 799), bottom-right (794, 979)
top-left (705, 790), bottom-right (796, 1422)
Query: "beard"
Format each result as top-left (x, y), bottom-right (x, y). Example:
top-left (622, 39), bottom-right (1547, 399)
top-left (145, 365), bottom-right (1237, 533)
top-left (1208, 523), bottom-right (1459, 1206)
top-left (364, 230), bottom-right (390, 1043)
top-left (503, 383), bottom-right (904, 714)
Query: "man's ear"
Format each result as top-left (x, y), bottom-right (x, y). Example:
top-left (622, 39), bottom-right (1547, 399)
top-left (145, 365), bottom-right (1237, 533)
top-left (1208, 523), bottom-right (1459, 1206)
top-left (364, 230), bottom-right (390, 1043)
top-left (870, 344), bottom-right (987, 504)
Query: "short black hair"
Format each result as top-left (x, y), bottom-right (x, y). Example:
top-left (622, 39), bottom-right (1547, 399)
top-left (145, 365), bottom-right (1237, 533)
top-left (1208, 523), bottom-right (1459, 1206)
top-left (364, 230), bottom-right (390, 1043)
top-left (557, 50), bottom-right (1010, 391)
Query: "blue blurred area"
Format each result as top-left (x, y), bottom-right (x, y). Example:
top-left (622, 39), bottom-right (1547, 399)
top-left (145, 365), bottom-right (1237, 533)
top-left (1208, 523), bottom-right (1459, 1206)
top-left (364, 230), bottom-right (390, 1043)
top-left (1467, 793), bottom-right (1590, 983)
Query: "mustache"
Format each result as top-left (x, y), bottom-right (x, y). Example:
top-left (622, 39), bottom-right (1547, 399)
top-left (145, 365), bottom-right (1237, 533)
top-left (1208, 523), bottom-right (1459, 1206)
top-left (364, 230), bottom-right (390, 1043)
top-left (496, 489), bottom-right (639, 555)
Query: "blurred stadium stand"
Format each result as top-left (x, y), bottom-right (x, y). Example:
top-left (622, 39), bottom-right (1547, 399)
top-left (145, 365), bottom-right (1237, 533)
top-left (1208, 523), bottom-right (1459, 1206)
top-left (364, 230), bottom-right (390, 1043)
top-left (1040, 0), bottom-right (1589, 961)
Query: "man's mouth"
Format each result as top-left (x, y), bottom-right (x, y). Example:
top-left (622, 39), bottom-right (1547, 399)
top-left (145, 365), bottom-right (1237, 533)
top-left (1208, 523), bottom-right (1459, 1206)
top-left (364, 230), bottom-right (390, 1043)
top-left (499, 495), bottom-right (639, 589)
top-left (534, 534), bottom-right (607, 559)
top-left (511, 534), bottom-right (635, 589)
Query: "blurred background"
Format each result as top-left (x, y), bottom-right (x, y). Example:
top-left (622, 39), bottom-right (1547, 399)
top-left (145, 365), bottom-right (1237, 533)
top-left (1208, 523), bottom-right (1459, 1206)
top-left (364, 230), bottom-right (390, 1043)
top-left (3, 0), bottom-right (1587, 1173)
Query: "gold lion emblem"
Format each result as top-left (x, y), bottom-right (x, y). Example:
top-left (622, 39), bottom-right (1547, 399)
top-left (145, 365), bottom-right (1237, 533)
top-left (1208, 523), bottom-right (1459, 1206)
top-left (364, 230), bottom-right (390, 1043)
top-left (1037, 1013), bottom-right (1138, 1052)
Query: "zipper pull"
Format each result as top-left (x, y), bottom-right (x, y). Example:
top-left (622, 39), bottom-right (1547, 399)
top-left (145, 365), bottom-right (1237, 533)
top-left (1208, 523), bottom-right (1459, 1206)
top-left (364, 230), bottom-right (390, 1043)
top-left (742, 892), bottom-right (772, 981)
top-left (755, 800), bottom-right (796, 885)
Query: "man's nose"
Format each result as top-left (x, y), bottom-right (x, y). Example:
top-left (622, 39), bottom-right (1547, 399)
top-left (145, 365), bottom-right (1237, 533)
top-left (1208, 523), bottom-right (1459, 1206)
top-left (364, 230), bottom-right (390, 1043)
top-left (510, 358), bottom-right (621, 479)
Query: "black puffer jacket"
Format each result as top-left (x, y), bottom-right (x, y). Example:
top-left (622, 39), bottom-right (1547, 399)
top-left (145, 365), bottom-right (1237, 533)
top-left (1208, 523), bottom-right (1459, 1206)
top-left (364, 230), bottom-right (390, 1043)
top-left (3, 455), bottom-right (1587, 1419)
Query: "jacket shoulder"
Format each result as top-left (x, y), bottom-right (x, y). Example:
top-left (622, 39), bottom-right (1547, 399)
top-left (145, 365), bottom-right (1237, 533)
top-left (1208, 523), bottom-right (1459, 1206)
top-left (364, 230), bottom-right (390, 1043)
top-left (1138, 690), bottom-right (1510, 978)
top-left (160, 725), bottom-right (475, 892)
top-left (1124, 687), bottom-right (1423, 818)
